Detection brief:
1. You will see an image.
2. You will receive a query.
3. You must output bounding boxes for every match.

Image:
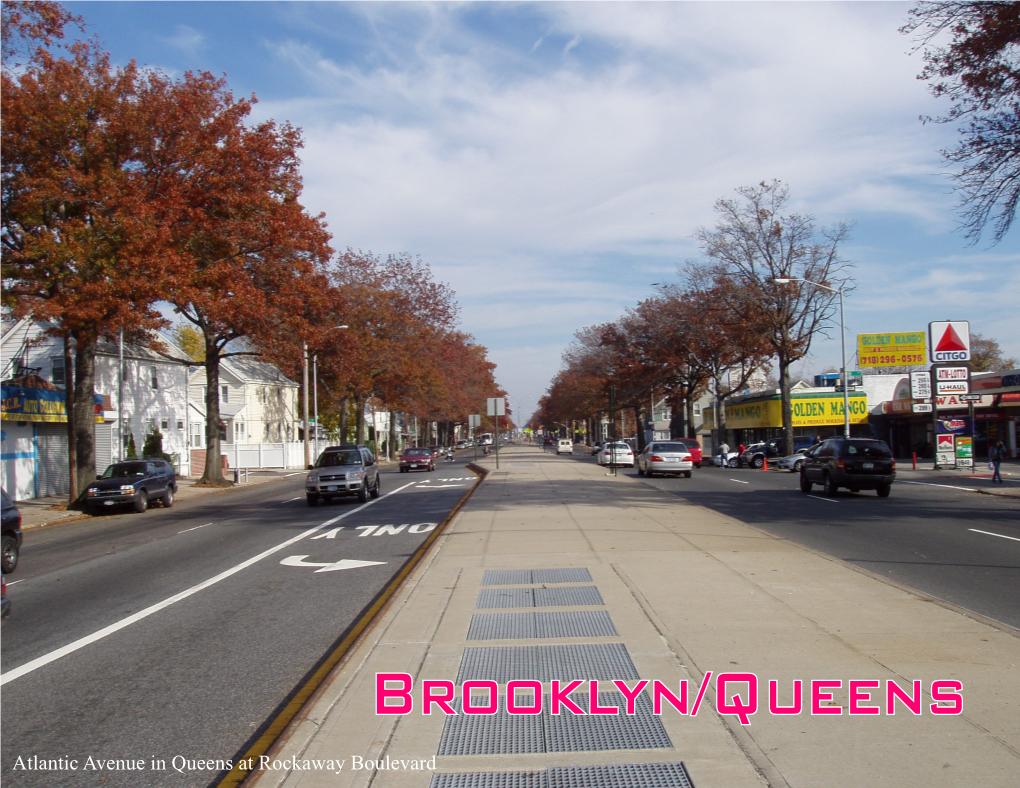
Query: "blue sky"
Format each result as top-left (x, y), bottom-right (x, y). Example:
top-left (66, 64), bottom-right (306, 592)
top-left (65, 1), bottom-right (1019, 425)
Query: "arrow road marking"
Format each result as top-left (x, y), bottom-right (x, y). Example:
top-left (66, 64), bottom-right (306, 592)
top-left (280, 556), bottom-right (386, 573)
top-left (0, 480), bottom-right (418, 686)
top-left (417, 484), bottom-right (466, 489)
top-left (311, 527), bottom-right (344, 539)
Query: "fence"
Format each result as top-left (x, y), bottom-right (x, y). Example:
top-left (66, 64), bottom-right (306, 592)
top-left (218, 441), bottom-right (307, 470)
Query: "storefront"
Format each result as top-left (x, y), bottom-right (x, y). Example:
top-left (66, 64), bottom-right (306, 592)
top-left (703, 390), bottom-right (870, 447)
top-left (875, 393), bottom-right (1008, 459)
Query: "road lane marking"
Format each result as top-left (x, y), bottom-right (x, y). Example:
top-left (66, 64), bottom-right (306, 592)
top-left (969, 529), bottom-right (1020, 543)
top-left (807, 495), bottom-right (839, 503)
top-left (729, 479), bottom-right (749, 484)
top-left (0, 480), bottom-right (418, 687)
top-left (279, 556), bottom-right (386, 573)
top-left (900, 480), bottom-right (978, 492)
top-left (178, 522), bottom-right (213, 534)
top-left (7, 579), bottom-right (24, 586)
top-left (311, 527), bottom-right (344, 539)
top-left (416, 484), bottom-right (467, 489)
top-left (283, 472), bottom-right (304, 477)
top-left (280, 497), bottom-right (303, 503)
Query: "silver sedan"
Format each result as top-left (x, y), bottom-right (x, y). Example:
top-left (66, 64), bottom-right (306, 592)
top-left (776, 449), bottom-right (810, 473)
top-left (637, 442), bottom-right (693, 478)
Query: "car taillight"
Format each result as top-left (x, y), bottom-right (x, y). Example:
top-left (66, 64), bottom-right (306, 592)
top-left (837, 459), bottom-right (845, 471)
top-left (651, 455), bottom-right (663, 462)
top-left (891, 460), bottom-right (896, 470)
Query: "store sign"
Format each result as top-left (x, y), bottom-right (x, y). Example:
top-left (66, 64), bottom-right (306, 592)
top-left (929, 321), bottom-right (971, 362)
top-left (934, 365), bottom-right (971, 395)
top-left (936, 433), bottom-right (956, 466)
top-left (910, 371), bottom-right (931, 400)
top-left (955, 436), bottom-right (973, 467)
top-left (715, 394), bottom-right (869, 430)
top-left (937, 417), bottom-right (970, 434)
top-left (912, 403), bottom-right (932, 414)
top-left (857, 332), bottom-right (927, 368)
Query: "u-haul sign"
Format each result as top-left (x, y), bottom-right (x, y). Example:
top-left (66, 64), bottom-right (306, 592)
top-left (929, 321), bottom-right (971, 362)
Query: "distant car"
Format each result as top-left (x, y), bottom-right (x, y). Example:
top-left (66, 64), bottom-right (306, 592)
top-left (306, 445), bottom-right (381, 505)
top-left (598, 441), bottom-right (634, 467)
top-left (543, 437), bottom-right (555, 446)
top-left (777, 447), bottom-right (815, 473)
top-left (674, 438), bottom-right (703, 468)
top-left (591, 442), bottom-right (603, 456)
top-left (1, 488), bottom-right (23, 574)
top-left (800, 438), bottom-right (896, 497)
top-left (743, 437), bottom-right (815, 468)
top-left (556, 439), bottom-right (574, 455)
top-left (711, 451), bottom-right (740, 468)
top-left (400, 447), bottom-right (435, 473)
top-left (456, 440), bottom-right (469, 449)
top-left (637, 442), bottom-right (693, 478)
top-left (85, 459), bottom-right (177, 514)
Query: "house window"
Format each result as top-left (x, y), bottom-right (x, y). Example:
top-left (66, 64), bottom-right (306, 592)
top-left (51, 356), bottom-right (66, 386)
top-left (694, 404), bottom-right (702, 415)
top-left (177, 420), bottom-right (184, 431)
top-left (221, 385), bottom-right (229, 403)
top-left (234, 421), bottom-right (246, 443)
top-left (151, 366), bottom-right (159, 390)
top-left (190, 421), bottom-right (204, 448)
top-left (161, 418), bottom-right (169, 431)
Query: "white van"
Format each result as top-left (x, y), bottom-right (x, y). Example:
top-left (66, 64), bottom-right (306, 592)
top-left (556, 439), bottom-right (573, 455)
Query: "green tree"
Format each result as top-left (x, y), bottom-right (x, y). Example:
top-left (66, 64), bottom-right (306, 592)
top-left (171, 324), bottom-right (206, 362)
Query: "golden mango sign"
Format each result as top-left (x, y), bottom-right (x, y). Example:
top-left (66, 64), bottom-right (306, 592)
top-left (708, 394), bottom-right (869, 430)
top-left (857, 332), bottom-right (927, 368)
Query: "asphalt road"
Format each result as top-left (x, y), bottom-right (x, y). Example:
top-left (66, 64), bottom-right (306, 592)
top-left (562, 446), bottom-right (1020, 629)
top-left (1, 460), bottom-right (477, 788)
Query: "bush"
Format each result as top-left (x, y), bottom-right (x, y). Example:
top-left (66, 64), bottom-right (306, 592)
top-left (126, 433), bottom-right (138, 459)
top-left (143, 428), bottom-right (168, 459)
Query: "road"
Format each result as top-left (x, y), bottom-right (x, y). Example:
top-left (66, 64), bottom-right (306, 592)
top-left (562, 446), bottom-right (1020, 629)
top-left (1, 460), bottom-right (477, 788)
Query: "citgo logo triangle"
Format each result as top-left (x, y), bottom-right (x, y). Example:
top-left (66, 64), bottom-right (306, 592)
top-left (935, 324), bottom-right (967, 352)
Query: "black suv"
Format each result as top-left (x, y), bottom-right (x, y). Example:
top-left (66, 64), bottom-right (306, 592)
top-left (800, 438), bottom-right (896, 497)
top-left (306, 445), bottom-right (381, 506)
top-left (85, 459), bottom-right (177, 513)
top-left (2, 488), bottom-right (23, 574)
top-left (742, 436), bottom-right (816, 468)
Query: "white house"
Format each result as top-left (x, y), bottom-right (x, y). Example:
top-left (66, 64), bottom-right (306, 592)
top-left (1, 318), bottom-right (193, 499)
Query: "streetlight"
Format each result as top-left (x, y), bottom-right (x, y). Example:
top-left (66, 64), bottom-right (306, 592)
top-left (303, 325), bottom-right (348, 468)
top-left (774, 278), bottom-right (850, 439)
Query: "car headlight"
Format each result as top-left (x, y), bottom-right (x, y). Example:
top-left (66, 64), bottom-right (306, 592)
top-left (307, 475), bottom-right (318, 482)
top-left (120, 485), bottom-right (135, 492)
top-left (347, 471), bottom-right (364, 480)
top-left (87, 487), bottom-right (99, 496)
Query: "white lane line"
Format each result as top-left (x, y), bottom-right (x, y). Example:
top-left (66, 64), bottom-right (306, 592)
top-left (729, 479), bottom-right (750, 484)
top-left (177, 522), bottom-right (213, 534)
top-left (7, 579), bottom-right (24, 586)
top-left (0, 480), bottom-right (418, 686)
top-left (283, 472), bottom-right (304, 477)
top-left (807, 495), bottom-right (839, 503)
top-left (280, 497), bottom-right (302, 504)
top-left (900, 480), bottom-right (978, 492)
top-left (969, 529), bottom-right (1020, 543)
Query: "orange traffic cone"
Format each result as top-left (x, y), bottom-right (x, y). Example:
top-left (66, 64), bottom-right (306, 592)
top-left (762, 456), bottom-right (768, 471)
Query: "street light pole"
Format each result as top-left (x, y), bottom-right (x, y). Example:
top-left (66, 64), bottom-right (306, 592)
top-left (775, 278), bottom-right (850, 439)
top-left (302, 341), bottom-right (310, 469)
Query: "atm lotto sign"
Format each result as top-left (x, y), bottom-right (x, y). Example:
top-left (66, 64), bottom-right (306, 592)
top-left (929, 321), bottom-right (971, 363)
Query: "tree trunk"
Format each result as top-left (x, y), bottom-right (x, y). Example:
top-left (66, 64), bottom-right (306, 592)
top-left (779, 354), bottom-right (794, 455)
top-left (64, 335), bottom-right (78, 505)
top-left (389, 411), bottom-right (398, 459)
top-left (686, 396), bottom-right (696, 440)
top-left (200, 342), bottom-right (230, 485)
top-left (355, 395), bottom-right (366, 444)
top-left (339, 396), bottom-right (350, 444)
top-left (634, 406), bottom-right (645, 451)
top-left (71, 332), bottom-right (97, 498)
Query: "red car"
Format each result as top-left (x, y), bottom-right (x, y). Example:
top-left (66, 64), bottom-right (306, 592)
top-left (400, 447), bottom-right (435, 473)
top-left (675, 439), bottom-right (703, 468)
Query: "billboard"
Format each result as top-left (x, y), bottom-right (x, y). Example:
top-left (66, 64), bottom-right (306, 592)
top-left (857, 331), bottom-right (927, 368)
top-left (929, 321), bottom-right (971, 362)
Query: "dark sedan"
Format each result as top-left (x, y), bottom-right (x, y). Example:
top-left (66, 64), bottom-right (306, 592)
top-left (399, 447), bottom-right (435, 473)
top-left (84, 459), bottom-right (177, 513)
top-left (1, 488), bottom-right (23, 574)
top-left (800, 438), bottom-right (896, 497)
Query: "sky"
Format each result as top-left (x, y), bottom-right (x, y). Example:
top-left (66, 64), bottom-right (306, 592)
top-left (64, 1), bottom-right (1020, 426)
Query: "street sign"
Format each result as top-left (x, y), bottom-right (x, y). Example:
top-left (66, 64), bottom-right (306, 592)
top-left (912, 403), bottom-right (933, 414)
top-left (468, 414), bottom-right (481, 428)
top-left (486, 397), bottom-right (506, 416)
top-left (929, 321), bottom-right (971, 362)
top-left (958, 394), bottom-right (982, 402)
top-left (910, 371), bottom-right (931, 400)
top-left (858, 331), bottom-right (927, 368)
top-left (934, 365), bottom-right (971, 395)
top-left (936, 433), bottom-right (956, 467)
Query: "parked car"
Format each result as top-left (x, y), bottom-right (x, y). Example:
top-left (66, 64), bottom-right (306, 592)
top-left (637, 442), bottom-right (693, 478)
top-left (399, 447), bottom-right (435, 473)
top-left (673, 438), bottom-right (703, 467)
top-left (800, 438), bottom-right (896, 497)
top-left (742, 437), bottom-right (815, 468)
top-left (85, 459), bottom-right (177, 514)
top-left (711, 451), bottom-right (740, 468)
top-left (777, 447), bottom-right (814, 473)
top-left (1, 574), bottom-right (9, 621)
top-left (556, 439), bottom-right (574, 455)
top-left (1, 488), bottom-right (23, 574)
top-left (307, 445), bottom-right (381, 505)
top-left (598, 441), bottom-right (635, 467)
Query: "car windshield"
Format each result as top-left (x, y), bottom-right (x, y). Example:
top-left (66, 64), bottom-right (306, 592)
top-left (316, 451), bottom-right (361, 468)
top-left (404, 448), bottom-right (432, 456)
top-left (843, 441), bottom-right (892, 459)
top-left (102, 463), bottom-right (148, 478)
top-left (650, 443), bottom-right (689, 453)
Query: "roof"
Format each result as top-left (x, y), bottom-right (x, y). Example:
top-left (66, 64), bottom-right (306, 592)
top-left (222, 355), bottom-right (298, 387)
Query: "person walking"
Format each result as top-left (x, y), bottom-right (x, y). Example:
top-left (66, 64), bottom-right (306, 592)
top-left (990, 440), bottom-right (1007, 484)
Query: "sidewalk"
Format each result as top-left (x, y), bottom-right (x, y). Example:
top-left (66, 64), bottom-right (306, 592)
top-left (246, 445), bottom-right (1020, 788)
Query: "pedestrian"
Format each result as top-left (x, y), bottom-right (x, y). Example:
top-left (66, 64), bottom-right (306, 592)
top-left (445, 446), bottom-right (454, 462)
top-left (738, 443), bottom-right (746, 456)
top-left (989, 440), bottom-right (1006, 484)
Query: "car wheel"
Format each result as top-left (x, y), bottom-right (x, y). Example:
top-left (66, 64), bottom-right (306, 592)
top-left (358, 484), bottom-right (369, 504)
top-left (162, 486), bottom-right (175, 508)
top-left (133, 490), bottom-right (148, 513)
top-left (794, 459), bottom-right (804, 473)
top-left (684, 471), bottom-right (692, 478)
top-left (371, 475), bottom-right (381, 499)
top-left (307, 494), bottom-right (318, 506)
top-left (1, 534), bottom-right (18, 574)
top-left (877, 484), bottom-right (891, 498)
top-left (824, 473), bottom-right (839, 497)
top-left (800, 472), bottom-right (812, 494)
top-left (728, 458), bottom-right (738, 468)
top-left (752, 456), bottom-right (764, 469)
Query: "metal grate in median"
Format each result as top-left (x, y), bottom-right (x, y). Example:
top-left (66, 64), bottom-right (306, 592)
top-left (476, 588), bottom-right (536, 609)
top-left (430, 771), bottom-right (547, 788)
top-left (438, 697), bottom-right (544, 756)
top-left (476, 586), bottom-right (604, 609)
top-left (430, 763), bottom-right (695, 788)
top-left (467, 610), bottom-right (618, 641)
top-left (456, 643), bottom-right (638, 684)
top-left (482, 568), bottom-right (593, 586)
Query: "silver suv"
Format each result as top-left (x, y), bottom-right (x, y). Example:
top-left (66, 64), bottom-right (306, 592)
top-left (306, 445), bottom-right (381, 506)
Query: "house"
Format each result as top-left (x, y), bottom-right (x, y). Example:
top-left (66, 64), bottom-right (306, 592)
top-left (1, 318), bottom-right (194, 499)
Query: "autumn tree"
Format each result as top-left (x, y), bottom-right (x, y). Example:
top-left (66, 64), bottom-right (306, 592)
top-left (1, 0), bottom-right (82, 73)
top-left (903, 2), bottom-right (1020, 243)
top-left (970, 332), bottom-right (1018, 371)
top-left (171, 324), bottom-right (206, 362)
top-left (696, 181), bottom-right (853, 455)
